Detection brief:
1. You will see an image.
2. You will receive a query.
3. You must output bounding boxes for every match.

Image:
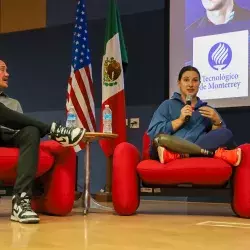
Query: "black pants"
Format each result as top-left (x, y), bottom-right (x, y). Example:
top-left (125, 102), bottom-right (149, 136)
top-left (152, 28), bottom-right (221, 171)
top-left (0, 103), bottom-right (51, 197)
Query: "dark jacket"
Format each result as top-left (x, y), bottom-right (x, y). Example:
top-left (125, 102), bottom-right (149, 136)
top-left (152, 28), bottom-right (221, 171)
top-left (186, 4), bottom-right (250, 31)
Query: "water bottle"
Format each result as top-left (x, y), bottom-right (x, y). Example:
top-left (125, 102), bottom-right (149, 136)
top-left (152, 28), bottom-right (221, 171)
top-left (66, 106), bottom-right (77, 128)
top-left (103, 104), bottom-right (112, 133)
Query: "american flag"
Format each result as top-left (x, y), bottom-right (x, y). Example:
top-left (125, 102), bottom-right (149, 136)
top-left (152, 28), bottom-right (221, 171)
top-left (66, 0), bottom-right (96, 152)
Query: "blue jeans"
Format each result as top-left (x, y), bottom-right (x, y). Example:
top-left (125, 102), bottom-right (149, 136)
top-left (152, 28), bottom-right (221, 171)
top-left (195, 128), bottom-right (237, 151)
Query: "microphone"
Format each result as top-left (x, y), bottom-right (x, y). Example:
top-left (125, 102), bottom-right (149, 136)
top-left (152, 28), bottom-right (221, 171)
top-left (185, 95), bottom-right (192, 122)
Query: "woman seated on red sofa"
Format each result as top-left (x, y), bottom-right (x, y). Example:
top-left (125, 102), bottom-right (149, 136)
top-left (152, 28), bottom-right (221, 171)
top-left (147, 65), bottom-right (241, 167)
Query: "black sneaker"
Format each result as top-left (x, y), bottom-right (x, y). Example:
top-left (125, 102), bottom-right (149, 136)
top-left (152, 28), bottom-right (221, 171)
top-left (11, 192), bottom-right (40, 224)
top-left (49, 122), bottom-right (86, 147)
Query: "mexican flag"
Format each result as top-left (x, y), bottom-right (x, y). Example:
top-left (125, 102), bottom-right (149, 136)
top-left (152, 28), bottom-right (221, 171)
top-left (99, 0), bottom-right (128, 157)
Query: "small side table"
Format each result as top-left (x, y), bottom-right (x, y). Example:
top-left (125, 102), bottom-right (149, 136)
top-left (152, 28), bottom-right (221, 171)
top-left (80, 132), bottom-right (118, 215)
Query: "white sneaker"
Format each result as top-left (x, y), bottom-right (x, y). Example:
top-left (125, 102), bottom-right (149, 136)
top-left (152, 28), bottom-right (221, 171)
top-left (11, 192), bottom-right (40, 224)
top-left (50, 122), bottom-right (86, 146)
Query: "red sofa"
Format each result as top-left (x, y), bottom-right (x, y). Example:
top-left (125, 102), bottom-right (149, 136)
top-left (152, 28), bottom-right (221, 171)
top-left (0, 140), bottom-right (76, 216)
top-left (112, 133), bottom-right (250, 218)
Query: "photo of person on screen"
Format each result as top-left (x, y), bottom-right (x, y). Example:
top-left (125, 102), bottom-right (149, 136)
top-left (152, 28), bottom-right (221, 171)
top-left (186, 0), bottom-right (250, 30)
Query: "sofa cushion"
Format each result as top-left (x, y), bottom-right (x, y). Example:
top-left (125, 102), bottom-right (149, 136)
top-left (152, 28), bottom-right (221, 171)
top-left (137, 157), bottom-right (232, 186)
top-left (0, 147), bottom-right (54, 184)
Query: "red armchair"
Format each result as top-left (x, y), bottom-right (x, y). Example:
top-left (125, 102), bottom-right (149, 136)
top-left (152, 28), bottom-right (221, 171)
top-left (0, 140), bottom-right (76, 216)
top-left (112, 133), bottom-right (250, 218)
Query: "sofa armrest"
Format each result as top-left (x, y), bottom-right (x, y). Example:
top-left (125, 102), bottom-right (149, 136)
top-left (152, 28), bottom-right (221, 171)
top-left (112, 142), bottom-right (141, 215)
top-left (40, 140), bottom-right (73, 156)
top-left (32, 141), bottom-right (77, 216)
top-left (232, 144), bottom-right (250, 218)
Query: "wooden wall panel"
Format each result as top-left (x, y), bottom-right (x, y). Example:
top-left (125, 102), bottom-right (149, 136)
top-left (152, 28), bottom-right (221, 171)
top-left (0, 0), bottom-right (46, 33)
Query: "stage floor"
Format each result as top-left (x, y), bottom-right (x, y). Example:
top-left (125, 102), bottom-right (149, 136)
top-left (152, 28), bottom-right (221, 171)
top-left (0, 197), bottom-right (249, 250)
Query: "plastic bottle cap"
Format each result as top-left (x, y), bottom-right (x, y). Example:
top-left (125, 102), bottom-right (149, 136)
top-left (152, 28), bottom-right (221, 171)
top-left (105, 104), bottom-right (109, 108)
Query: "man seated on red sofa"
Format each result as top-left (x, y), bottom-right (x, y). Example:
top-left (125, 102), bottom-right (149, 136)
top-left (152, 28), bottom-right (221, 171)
top-left (0, 60), bottom-right (85, 224)
top-left (147, 65), bottom-right (241, 166)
